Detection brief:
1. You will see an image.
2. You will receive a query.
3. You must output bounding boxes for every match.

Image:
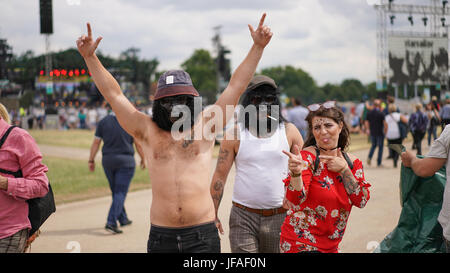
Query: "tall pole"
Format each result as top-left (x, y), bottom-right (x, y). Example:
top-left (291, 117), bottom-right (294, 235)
top-left (44, 34), bottom-right (53, 98)
top-left (212, 25), bottom-right (223, 98)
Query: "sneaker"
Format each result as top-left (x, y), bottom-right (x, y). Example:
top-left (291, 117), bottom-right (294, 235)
top-left (120, 220), bottom-right (133, 227)
top-left (105, 224), bottom-right (123, 234)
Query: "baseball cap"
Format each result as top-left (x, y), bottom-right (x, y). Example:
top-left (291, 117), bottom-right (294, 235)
top-left (246, 75), bottom-right (277, 93)
top-left (154, 70), bottom-right (200, 100)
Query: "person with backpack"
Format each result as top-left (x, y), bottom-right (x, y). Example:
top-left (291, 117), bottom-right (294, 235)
top-left (409, 103), bottom-right (428, 156)
top-left (0, 103), bottom-right (50, 253)
top-left (385, 104), bottom-right (409, 168)
top-left (426, 102), bottom-right (441, 146)
top-left (280, 102), bottom-right (371, 253)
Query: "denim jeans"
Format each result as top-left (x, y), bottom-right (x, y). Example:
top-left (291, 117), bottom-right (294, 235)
top-left (147, 222), bottom-right (221, 253)
top-left (428, 126), bottom-right (437, 146)
top-left (368, 135), bottom-right (384, 166)
top-left (412, 130), bottom-right (426, 155)
top-left (103, 166), bottom-right (135, 226)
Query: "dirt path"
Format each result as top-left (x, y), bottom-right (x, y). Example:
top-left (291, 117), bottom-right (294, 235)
top-left (31, 141), bottom-right (429, 253)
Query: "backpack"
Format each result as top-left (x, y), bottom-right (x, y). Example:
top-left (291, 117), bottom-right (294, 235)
top-left (390, 114), bottom-right (408, 139)
top-left (410, 112), bottom-right (428, 133)
top-left (0, 126), bottom-right (55, 236)
top-left (398, 120), bottom-right (408, 139)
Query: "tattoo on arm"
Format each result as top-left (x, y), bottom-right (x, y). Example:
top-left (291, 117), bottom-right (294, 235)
top-left (217, 147), bottom-right (230, 164)
top-left (341, 169), bottom-right (359, 195)
top-left (182, 139), bottom-right (194, 148)
top-left (212, 179), bottom-right (225, 209)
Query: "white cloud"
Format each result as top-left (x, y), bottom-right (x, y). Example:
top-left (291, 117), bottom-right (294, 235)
top-left (0, 0), bottom-right (380, 86)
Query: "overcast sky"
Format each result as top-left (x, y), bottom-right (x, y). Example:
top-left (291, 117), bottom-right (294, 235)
top-left (0, 0), bottom-right (439, 86)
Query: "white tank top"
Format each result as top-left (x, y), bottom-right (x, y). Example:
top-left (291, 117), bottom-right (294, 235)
top-left (232, 123), bottom-right (290, 209)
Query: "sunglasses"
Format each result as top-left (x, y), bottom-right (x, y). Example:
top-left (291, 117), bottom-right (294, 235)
top-left (250, 94), bottom-right (277, 105)
top-left (307, 101), bottom-right (336, 112)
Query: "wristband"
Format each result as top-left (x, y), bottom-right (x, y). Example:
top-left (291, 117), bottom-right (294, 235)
top-left (88, 160), bottom-right (94, 163)
top-left (290, 171), bottom-right (301, 177)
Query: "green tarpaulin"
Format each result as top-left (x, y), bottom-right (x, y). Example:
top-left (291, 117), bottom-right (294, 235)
top-left (375, 156), bottom-right (447, 253)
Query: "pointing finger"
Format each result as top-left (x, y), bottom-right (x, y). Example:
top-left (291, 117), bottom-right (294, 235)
top-left (87, 22), bottom-right (92, 38)
top-left (258, 13), bottom-right (267, 29)
top-left (319, 155), bottom-right (334, 160)
top-left (282, 150), bottom-right (294, 159)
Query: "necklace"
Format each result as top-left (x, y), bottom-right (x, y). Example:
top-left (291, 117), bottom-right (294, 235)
top-left (316, 144), bottom-right (338, 152)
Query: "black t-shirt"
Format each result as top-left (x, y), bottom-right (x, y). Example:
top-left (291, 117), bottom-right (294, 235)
top-left (95, 114), bottom-right (135, 168)
top-left (366, 108), bottom-right (385, 136)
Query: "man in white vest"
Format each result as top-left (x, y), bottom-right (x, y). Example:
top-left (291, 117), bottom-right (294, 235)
top-left (210, 75), bottom-right (303, 253)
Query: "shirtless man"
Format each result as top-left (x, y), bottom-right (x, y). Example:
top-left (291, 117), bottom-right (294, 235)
top-left (76, 14), bottom-right (272, 253)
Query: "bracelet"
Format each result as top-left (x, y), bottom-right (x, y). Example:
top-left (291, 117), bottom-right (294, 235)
top-left (88, 160), bottom-right (94, 163)
top-left (290, 171), bottom-right (301, 177)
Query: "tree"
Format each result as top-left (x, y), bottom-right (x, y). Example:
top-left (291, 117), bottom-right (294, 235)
top-left (261, 65), bottom-right (323, 104)
top-left (181, 49), bottom-right (217, 104)
top-left (340, 78), bottom-right (365, 102)
top-left (117, 47), bottom-right (159, 95)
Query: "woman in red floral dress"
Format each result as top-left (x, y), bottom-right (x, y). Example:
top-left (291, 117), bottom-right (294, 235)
top-left (280, 101), bottom-right (371, 253)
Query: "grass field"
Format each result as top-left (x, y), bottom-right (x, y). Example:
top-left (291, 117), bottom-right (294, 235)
top-left (30, 129), bottom-right (95, 149)
top-left (31, 128), bottom-right (413, 204)
top-left (43, 156), bottom-right (150, 204)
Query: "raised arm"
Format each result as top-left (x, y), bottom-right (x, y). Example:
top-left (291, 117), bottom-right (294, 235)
top-left (76, 23), bottom-right (147, 139)
top-left (204, 13), bottom-right (273, 133)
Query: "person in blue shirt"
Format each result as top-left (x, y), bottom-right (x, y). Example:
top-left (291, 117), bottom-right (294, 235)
top-left (88, 111), bottom-right (145, 234)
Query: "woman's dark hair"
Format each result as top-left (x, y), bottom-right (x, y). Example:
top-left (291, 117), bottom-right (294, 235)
top-left (152, 95), bottom-right (198, 132)
top-left (303, 106), bottom-right (350, 151)
top-left (238, 84), bottom-right (286, 132)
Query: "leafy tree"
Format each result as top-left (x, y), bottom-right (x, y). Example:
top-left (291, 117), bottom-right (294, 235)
top-left (261, 65), bottom-right (323, 104)
top-left (181, 49), bottom-right (217, 104)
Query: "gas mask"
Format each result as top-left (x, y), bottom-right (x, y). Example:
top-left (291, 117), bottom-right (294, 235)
top-left (240, 87), bottom-right (282, 136)
top-left (152, 95), bottom-right (197, 132)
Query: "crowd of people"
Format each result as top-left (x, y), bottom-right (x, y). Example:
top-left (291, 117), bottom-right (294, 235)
top-left (8, 100), bottom-right (152, 131)
top-left (0, 13), bottom-right (449, 254)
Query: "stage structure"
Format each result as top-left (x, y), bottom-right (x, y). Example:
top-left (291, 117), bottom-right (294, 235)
top-left (40, 0), bottom-right (53, 96)
top-left (375, 0), bottom-right (450, 100)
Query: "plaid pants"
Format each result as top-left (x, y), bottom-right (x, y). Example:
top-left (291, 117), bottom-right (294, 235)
top-left (229, 204), bottom-right (286, 253)
top-left (0, 229), bottom-right (28, 253)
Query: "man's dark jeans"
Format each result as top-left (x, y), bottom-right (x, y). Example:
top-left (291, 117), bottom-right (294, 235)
top-left (368, 135), bottom-right (384, 166)
top-left (147, 222), bottom-right (220, 253)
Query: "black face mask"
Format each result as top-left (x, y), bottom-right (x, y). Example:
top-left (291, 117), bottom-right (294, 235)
top-left (152, 95), bottom-right (198, 132)
top-left (240, 88), bottom-right (282, 136)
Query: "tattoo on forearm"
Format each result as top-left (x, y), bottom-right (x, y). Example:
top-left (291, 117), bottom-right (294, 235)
top-left (212, 179), bottom-right (224, 207)
top-left (341, 169), bottom-right (359, 195)
top-left (217, 148), bottom-right (229, 164)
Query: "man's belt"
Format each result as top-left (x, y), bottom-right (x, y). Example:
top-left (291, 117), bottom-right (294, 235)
top-left (232, 202), bottom-right (287, 217)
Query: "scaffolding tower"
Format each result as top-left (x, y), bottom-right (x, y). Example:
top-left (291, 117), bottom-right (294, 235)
top-left (375, 0), bottom-right (450, 97)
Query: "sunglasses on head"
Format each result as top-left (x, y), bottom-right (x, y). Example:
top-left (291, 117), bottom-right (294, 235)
top-left (250, 94), bottom-right (277, 105)
top-left (307, 101), bottom-right (336, 112)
